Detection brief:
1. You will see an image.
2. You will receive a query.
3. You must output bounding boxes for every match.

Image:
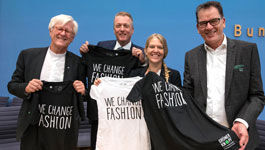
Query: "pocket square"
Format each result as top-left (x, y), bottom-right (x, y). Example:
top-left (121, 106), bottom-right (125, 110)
top-left (234, 64), bottom-right (244, 72)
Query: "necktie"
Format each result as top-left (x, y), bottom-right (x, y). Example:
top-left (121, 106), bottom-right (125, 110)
top-left (117, 47), bottom-right (123, 50)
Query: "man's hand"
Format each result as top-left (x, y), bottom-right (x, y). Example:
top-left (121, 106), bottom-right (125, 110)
top-left (132, 47), bottom-right (145, 64)
top-left (79, 41), bottom-right (89, 54)
top-left (73, 80), bottom-right (85, 95)
top-left (232, 122), bottom-right (249, 150)
top-left (93, 78), bottom-right (101, 86)
top-left (25, 79), bottom-right (43, 93)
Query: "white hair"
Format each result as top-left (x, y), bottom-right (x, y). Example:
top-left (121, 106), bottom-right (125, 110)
top-left (48, 14), bottom-right (78, 35)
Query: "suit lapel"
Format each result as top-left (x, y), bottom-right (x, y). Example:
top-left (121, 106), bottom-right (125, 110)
top-left (33, 48), bottom-right (48, 79)
top-left (111, 40), bottom-right (116, 50)
top-left (63, 52), bottom-right (71, 81)
top-left (131, 43), bottom-right (135, 51)
top-left (225, 38), bottom-right (236, 102)
top-left (198, 45), bottom-right (207, 100)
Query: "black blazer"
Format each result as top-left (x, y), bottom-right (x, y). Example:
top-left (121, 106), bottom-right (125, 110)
top-left (7, 47), bottom-right (86, 140)
top-left (97, 40), bottom-right (143, 51)
top-left (130, 65), bottom-right (182, 87)
top-left (183, 38), bottom-right (265, 149)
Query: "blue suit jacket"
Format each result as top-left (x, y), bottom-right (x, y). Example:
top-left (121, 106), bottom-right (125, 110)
top-left (97, 40), bottom-right (143, 51)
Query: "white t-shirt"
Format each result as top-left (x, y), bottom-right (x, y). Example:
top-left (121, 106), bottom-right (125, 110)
top-left (90, 77), bottom-right (151, 150)
top-left (40, 48), bottom-right (66, 82)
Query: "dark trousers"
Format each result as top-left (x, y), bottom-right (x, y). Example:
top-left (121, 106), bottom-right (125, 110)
top-left (20, 125), bottom-right (38, 150)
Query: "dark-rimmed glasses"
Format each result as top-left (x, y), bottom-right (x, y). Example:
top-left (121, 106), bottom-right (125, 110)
top-left (197, 18), bottom-right (222, 28)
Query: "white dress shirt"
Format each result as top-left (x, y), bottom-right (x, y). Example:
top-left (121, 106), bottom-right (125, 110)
top-left (40, 47), bottom-right (66, 82)
top-left (205, 36), bottom-right (229, 127)
top-left (114, 41), bottom-right (132, 50)
top-left (205, 35), bottom-right (249, 128)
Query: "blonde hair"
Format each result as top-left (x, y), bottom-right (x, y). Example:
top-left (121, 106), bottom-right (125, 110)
top-left (163, 62), bottom-right (170, 82)
top-left (145, 33), bottom-right (168, 58)
top-left (48, 14), bottom-right (78, 35)
top-left (113, 11), bottom-right (134, 27)
top-left (145, 33), bottom-right (170, 82)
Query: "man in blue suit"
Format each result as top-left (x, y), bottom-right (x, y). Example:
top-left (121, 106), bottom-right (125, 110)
top-left (80, 11), bottom-right (145, 64)
top-left (80, 12), bottom-right (145, 150)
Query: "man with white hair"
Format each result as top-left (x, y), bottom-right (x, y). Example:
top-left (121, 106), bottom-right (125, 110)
top-left (8, 14), bottom-right (86, 150)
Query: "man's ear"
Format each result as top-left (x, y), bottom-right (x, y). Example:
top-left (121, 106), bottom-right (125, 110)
top-left (196, 24), bottom-right (200, 34)
top-left (222, 17), bottom-right (226, 28)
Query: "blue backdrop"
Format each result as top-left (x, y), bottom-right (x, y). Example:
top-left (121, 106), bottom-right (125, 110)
top-left (1, 0), bottom-right (264, 119)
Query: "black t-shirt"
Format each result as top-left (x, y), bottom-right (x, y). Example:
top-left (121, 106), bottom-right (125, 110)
top-left (127, 72), bottom-right (240, 150)
top-left (82, 45), bottom-right (139, 120)
top-left (36, 81), bottom-right (79, 150)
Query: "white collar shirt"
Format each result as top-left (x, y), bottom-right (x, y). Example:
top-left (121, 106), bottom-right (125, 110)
top-left (205, 35), bottom-right (229, 127)
top-left (114, 41), bottom-right (132, 50)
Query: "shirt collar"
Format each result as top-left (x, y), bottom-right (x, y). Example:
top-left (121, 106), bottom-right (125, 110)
top-left (48, 47), bottom-right (66, 57)
top-left (204, 34), bottom-right (227, 52)
top-left (114, 41), bottom-right (132, 50)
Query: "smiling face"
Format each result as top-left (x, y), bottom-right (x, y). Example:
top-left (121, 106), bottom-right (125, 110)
top-left (113, 15), bottom-right (134, 47)
top-left (197, 6), bottom-right (225, 49)
top-left (145, 37), bottom-right (165, 65)
top-left (49, 21), bottom-right (75, 53)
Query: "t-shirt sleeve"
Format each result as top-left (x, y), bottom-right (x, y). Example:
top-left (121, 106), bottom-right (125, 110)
top-left (127, 79), bottom-right (144, 102)
top-left (90, 84), bottom-right (100, 101)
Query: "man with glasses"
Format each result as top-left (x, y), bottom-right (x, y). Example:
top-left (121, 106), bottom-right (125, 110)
top-left (8, 14), bottom-right (86, 150)
top-left (183, 1), bottom-right (265, 150)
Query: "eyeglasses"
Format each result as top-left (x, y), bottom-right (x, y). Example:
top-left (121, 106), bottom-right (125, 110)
top-left (197, 18), bottom-right (222, 28)
top-left (54, 26), bottom-right (74, 35)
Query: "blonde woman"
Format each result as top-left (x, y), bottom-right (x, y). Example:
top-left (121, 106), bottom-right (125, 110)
top-left (130, 33), bottom-right (181, 87)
